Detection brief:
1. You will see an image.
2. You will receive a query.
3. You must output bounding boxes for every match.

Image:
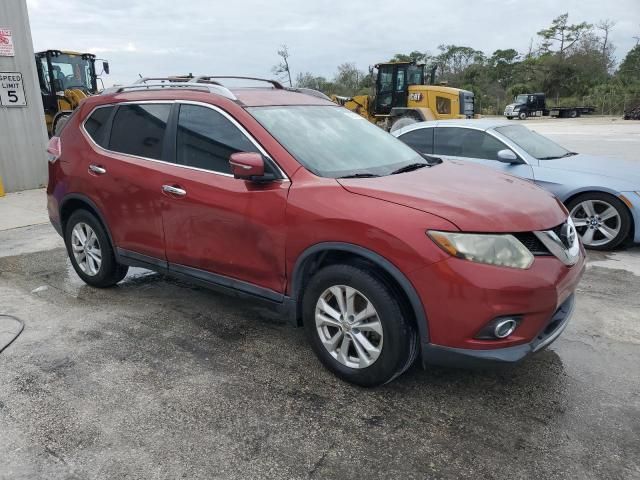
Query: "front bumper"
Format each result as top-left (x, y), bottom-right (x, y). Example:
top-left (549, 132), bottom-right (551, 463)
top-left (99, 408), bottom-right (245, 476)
top-left (422, 294), bottom-right (575, 368)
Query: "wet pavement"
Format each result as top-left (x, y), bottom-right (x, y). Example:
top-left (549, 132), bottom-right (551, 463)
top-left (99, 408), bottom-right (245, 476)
top-left (0, 223), bottom-right (638, 479)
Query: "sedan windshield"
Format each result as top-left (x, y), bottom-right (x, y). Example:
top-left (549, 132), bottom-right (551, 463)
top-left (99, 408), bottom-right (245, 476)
top-left (247, 105), bottom-right (427, 177)
top-left (495, 125), bottom-right (571, 160)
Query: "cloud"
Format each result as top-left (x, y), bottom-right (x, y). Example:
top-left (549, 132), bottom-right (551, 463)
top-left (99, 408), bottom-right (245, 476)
top-left (25, 0), bottom-right (640, 88)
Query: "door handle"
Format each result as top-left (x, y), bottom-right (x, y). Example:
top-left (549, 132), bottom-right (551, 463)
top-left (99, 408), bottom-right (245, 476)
top-left (162, 185), bottom-right (187, 197)
top-left (89, 164), bottom-right (107, 175)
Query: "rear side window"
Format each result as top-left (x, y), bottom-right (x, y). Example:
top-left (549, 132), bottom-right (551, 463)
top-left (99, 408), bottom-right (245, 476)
top-left (84, 106), bottom-right (113, 147)
top-left (398, 128), bottom-right (433, 154)
top-left (109, 104), bottom-right (171, 160)
top-left (176, 104), bottom-right (258, 174)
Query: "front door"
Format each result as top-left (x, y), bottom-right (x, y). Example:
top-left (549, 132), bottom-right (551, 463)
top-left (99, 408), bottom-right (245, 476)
top-left (433, 127), bottom-right (535, 180)
top-left (160, 103), bottom-right (289, 296)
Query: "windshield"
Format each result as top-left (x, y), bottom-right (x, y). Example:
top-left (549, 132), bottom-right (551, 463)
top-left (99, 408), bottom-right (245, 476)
top-left (247, 106), bottom-right (427, 177)
top-left (495, 125), bottom-right (570, 160)
top-left (515, 95), bottom-right (528, 104)
top-left (41, 53), bottom-right (94, 92)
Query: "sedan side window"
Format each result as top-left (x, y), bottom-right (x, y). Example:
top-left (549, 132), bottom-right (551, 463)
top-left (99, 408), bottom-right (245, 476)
top-left (434, 127), bottom-right (466, 156)
top-left (434, 127), bottom-right (508, 160)
top-left (177, 104), bottom-right (259, 174)
top-left (398, 128), bottom-right (434, 154)
top-left (458, 130), bottom-right (508, 160)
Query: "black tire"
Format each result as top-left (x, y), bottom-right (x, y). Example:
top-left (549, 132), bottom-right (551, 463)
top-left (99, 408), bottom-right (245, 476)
top-left (390, 111), bottom-right (422, 132)
top-left (64, 209), bottom-right (129, 287)
top-left (303, 264), bottom-right (418, 387)
top-left (566, 192), bottom-right (632, 251)
top-left (570, 109), bottom-right (578, 118)
top-left (518, 111), bottom-right (527, 120)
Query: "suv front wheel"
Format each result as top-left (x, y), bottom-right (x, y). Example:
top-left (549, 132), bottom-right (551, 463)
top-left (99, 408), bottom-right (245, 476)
top-left (303, 264), bottom-right (418, 387)
top-left (65, 210), bottom-right (129, 287)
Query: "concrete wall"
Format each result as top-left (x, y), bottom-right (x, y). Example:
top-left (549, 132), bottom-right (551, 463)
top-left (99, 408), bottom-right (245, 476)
top-left (0, 0), bottom-right (48, 193)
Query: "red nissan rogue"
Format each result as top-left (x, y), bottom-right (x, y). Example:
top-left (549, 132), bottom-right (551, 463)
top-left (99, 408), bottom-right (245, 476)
top-left (47, 77), bottom-right (585, 386)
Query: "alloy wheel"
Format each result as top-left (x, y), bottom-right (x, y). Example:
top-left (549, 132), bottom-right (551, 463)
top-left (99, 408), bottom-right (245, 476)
top-left (315, 285), bottom-right (383, 369)
top-left (570, 199), bottom-right (621, 247)
top-left (71, 222), bottom-right (102, 276)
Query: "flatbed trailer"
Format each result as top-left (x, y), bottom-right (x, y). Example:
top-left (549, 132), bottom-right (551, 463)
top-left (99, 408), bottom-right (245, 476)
top-left (504, 93), bottom-right (595, 120)
top-left (548, 106), bottom-right (596, 118)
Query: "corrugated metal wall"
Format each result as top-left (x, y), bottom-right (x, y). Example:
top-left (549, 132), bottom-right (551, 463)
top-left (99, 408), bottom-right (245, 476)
top-left (0, 0), bottom-right (48, 193)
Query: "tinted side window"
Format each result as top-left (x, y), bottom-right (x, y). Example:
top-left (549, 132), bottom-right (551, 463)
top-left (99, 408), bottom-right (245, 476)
top-left (177, 104), bottom-right (258, 174)
top-left (109, 104), bottom-right (171, 160)
top-left (434, 127), bottom-right (466, 156)
top-left (435, 128), bottom-right (508, 160)
top-left (399, 128), bottom-right (433, 154)
top-left (470, 132), bottom-right (508, 160)
top-left (84, 106), bottom-right (114, 147)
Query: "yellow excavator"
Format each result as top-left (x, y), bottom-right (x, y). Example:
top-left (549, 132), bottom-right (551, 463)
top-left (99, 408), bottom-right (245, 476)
top-left (34, 50), bottom-right (110, 136)
top-left (333, 61), bottom-right (474, 131)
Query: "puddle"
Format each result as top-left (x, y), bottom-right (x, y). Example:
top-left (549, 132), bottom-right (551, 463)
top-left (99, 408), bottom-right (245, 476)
top-left (588, 250), bottom-right (640, 276)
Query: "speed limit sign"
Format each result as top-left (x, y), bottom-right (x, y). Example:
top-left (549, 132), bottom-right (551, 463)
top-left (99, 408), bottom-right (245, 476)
top-left (0, 72), bottom-right (27, 107)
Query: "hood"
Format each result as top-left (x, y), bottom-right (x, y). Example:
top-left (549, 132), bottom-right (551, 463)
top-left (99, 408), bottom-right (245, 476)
top-left (337, 160), bottom-right (566, 233)
top-left (506, 103), bottom-right (523, 109)
top-left (539, 154), bottom-right (640, 188)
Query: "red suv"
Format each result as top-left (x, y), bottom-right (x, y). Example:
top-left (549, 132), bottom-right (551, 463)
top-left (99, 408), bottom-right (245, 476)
top-left (47, 77), bottom-right (585, 386)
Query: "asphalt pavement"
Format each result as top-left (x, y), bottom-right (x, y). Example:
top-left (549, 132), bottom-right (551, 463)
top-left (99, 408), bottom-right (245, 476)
top-left (0, 117), bottom-right (639, 479)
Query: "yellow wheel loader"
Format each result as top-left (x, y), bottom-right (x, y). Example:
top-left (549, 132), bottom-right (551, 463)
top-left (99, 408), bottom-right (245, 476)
top-left (333, 61), bottom-right (474, 131)
top-left (34, 50), bottom-right (110, 136)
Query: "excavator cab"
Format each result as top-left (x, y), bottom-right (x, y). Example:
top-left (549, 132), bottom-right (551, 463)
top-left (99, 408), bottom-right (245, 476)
top-left (373, 62), bottom-right (425, 115)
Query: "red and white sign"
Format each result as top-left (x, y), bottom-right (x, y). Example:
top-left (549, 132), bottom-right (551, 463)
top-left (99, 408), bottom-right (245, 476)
top-left (0, 28), bottom-right (15, 57)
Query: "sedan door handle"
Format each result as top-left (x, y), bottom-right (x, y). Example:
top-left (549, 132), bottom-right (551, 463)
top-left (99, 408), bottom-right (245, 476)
top-left (162, 185), bottom-right (187, 197)
top-left (89, 164), bottom-right (107, 175)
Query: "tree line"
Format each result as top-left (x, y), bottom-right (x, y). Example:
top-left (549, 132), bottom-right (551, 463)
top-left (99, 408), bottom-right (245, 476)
top-left (274, 14), bottom-right (640, 114)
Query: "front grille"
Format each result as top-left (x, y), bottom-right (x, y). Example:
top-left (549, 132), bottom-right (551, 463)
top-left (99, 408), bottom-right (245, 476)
top-left (513, 232), bottom-right (551, 255)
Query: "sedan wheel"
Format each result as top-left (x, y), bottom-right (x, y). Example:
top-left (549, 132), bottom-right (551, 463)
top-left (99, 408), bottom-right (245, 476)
top-left (570, 198), bottom-right (625, 248)
top-left (315, 285), bottom-right (383, 369)
top-left (71, 222), bottom-right (102, 276)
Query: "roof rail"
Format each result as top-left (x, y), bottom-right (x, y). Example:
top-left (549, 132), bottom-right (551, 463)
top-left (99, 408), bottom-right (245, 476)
top-left (285, 87), bottom-right (332, 101)
top-left (110, 77), bottom-right (237, 100)
top-left (186, 76), bottom-right (284, 89)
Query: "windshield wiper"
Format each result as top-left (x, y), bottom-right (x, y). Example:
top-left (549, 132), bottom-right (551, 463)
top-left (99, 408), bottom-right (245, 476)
top-left (390, 162), bottom-right (429, 175)
top-left (538, 151), bottom-right (577, 160)
top-left (337, 173), bottom-right (380, 179)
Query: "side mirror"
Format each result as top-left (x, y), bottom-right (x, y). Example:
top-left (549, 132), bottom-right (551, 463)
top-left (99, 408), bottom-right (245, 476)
top-left (102, 61), bottom-right (110, 75)
top-left (497, 149), bottom-right (522, 164)
top-left (229, 152), bottom-right (275, 182)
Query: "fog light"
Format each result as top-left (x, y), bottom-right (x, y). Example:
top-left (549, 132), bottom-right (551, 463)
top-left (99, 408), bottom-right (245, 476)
top-left (494, 319), bottom-right (518, 338)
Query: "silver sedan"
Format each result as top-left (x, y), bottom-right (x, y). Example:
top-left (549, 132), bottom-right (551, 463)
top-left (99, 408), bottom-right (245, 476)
top-left (392, 119), bottom-right (640, 250)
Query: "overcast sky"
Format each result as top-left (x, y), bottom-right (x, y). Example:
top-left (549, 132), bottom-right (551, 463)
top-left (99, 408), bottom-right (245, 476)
top-left (26, 0), bottom-right (640, 87)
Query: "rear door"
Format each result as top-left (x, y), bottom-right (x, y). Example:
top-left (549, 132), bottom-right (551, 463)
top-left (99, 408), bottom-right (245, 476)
top-left (433, 126), bottom-right (534, 180)
top-left (160, 102), bottom-right (290, 296)
top-left (82, 102), bottom-right (172, 261)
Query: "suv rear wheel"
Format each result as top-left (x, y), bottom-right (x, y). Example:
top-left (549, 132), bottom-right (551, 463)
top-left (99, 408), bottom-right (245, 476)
top-left (65, 210), bottom-right (129, 287)
top-left (303, 264), bottom-right (418, 387)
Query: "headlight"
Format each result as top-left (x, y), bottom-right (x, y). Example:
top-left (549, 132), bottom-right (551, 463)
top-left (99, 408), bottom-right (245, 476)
top-left (513, 107), bottom-right (520, 111)
top-left (428, 231), bottom-right (534, 269)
